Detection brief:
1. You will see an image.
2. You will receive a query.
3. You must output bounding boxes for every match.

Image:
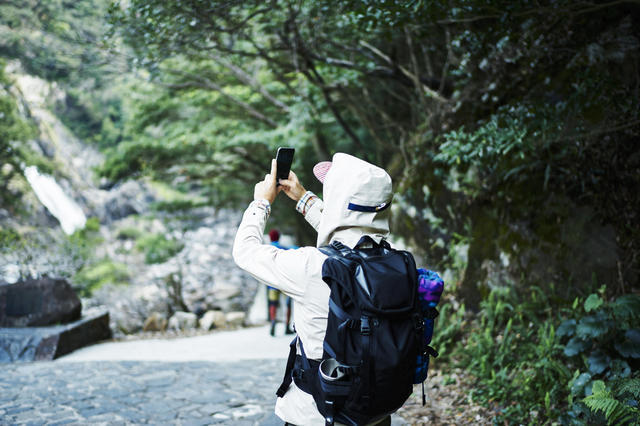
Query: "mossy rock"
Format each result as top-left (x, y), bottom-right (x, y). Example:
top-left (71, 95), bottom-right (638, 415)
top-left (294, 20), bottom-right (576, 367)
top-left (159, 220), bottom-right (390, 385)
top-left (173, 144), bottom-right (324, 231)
top-left (135, 233), bottom-right (184, 264)
top-left (74, 259), bottom-right (130, 295)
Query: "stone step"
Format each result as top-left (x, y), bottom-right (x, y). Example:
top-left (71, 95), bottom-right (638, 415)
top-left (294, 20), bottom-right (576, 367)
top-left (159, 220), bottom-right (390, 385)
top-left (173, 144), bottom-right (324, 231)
top-left (0, 278), bottom-right (81, 327)
top-left (0, 308), bottom-right (111, 362)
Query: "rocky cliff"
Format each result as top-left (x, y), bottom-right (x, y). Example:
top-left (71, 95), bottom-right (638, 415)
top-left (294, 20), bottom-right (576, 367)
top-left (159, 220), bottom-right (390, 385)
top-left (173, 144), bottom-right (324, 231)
top-left (1, 63), bottom-right (258, 337)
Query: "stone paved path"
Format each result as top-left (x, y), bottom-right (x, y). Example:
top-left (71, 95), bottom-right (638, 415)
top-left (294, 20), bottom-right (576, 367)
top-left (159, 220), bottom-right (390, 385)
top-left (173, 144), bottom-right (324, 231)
top-left (1, 326), bottom-right (408, 425)
top-left (1, 359), bottom-right (285, 425)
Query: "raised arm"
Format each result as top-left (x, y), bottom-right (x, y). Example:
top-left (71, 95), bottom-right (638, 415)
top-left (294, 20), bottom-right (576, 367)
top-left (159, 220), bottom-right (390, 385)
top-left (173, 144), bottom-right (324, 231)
top-left (279, 171), bottom-right (323, 232)
top-left (232, 160), bottom-right (312, 299)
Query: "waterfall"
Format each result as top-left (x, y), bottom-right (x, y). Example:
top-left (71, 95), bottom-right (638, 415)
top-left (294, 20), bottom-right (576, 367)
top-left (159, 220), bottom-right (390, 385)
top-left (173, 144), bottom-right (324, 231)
top-left (24, 166), bottom-right (86, 235)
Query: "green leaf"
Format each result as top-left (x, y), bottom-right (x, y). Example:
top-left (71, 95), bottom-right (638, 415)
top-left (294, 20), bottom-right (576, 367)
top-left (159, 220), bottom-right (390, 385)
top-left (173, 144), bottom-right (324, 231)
top-left (615, 378), bottom-right (640, 399)
top-left (576, 312), bottom-right (611, 339)
top-left (587, 350), bottom-right (610, 375)
top-left (614, 329), bottom-right (640, 358)
top-left (571, 372), bottom-right (592, 396)
top-left (565, 336), bottom-right (591, 357)
top-left (584, 379), bottom-right (639, 425)
top-left (557, 319), bottom-right (577, 338)
top-left (612, 295), bottom-right (640, 322)
top-left (573, 297), bottom-right (580, 310)
top-left (591, 380), bottom-right (607, 394)
top-left (584, 294), bottom-right (603, 312)
top-left (609, 359), bottom-right (631, 378)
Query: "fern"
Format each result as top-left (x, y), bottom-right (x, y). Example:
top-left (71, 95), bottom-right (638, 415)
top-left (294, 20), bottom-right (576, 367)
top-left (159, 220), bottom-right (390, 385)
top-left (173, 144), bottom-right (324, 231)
top-left (616, 378), bottom-right (640, 400)
top-left (584, 380), bottom-right (640, 425)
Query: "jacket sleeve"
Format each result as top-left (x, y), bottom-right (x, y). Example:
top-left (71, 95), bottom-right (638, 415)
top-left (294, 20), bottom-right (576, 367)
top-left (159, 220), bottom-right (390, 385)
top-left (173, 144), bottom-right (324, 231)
top-left (301, 193), bottom-right (323, 232)
top-left (232, 200), bottom-right (314, 300)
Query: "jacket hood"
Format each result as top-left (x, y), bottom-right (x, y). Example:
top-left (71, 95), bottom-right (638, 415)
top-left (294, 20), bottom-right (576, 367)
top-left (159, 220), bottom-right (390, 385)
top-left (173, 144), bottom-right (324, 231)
top-left (316, 153), bottom-right (393, 248)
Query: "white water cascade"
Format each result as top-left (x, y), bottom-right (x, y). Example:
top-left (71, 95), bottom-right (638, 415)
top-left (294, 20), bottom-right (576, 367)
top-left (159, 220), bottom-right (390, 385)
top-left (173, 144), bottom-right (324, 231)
top-left (24, 166), bottom-right (86, 235)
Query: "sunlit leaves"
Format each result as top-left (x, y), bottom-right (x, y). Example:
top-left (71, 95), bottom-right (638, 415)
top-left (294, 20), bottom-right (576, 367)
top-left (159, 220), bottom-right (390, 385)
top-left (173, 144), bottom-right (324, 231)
top-left (584, 294), bottom-right (604, 312)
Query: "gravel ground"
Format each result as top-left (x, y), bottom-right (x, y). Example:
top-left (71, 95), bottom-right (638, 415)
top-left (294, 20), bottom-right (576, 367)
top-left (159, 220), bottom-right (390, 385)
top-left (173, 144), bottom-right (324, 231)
top-left (397, 367), bottom-right (494, 425)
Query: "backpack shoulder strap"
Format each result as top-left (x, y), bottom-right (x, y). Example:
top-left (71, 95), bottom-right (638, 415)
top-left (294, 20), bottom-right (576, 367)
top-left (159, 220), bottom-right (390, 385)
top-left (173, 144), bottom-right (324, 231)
top-left (319, 241), bottom-right (351, 257)
top-left (353, 235), bottom-right (392, 250)
top-left (276, 336), bottom-right (298, 397)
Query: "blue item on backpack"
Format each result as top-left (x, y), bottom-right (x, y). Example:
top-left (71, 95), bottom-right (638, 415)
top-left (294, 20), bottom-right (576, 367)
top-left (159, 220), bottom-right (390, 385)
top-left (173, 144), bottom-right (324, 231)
top-left (413, 268), bottom-right (444, 384)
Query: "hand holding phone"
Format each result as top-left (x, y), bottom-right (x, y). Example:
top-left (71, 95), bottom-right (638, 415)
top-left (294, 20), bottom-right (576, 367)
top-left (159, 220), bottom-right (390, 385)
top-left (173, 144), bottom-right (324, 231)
top-left (276, 147), bottom-right (295, 186)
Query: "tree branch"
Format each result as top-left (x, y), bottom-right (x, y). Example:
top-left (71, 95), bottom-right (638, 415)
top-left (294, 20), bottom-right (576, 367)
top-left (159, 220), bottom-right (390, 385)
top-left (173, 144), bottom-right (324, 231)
top-left (404, 26), bottom-right (427, 110)
top-left (163, 69), bottom-right (279, 128)
top-left (208, 53), bottom-right (290, 113)
top-left (437, 0), bottom-right (640, 24)
top-left (281, 6), bottom-right (366, 152)
top-left (359, 40), bottom-right (448, 103)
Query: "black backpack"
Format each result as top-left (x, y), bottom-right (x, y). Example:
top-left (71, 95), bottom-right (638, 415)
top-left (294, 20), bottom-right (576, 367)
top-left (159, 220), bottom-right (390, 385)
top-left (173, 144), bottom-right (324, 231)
top-left (276, 236), bottom-right (424, 426)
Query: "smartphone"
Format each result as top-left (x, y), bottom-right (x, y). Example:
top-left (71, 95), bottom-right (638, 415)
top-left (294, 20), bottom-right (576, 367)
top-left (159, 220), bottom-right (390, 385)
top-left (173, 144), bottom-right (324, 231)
top-left (276, 147), bottom-right (295, 185)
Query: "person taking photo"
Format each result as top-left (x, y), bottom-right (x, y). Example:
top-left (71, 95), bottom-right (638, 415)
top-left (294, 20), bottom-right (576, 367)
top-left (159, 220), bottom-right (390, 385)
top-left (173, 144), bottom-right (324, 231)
top-left (233, 153), bottom-right (393, 426)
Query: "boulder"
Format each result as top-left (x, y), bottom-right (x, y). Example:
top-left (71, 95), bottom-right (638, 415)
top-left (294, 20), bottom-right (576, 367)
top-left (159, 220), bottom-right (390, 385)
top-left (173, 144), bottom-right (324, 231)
top-left (0, 307), bottom-right (111, 362)
top-left (167, 311), bottom-right (198, 331)
top-left (213, 284), bottom-right (241, 301)
top-left (97, 180), bottom-right (155, 223)
top-left (0, 278), bottom-right (81, 327)
top-left (199, 310), bottom-right (225, 331)
top-left (89, 283), bottom-right (169, 337)
top-left (143, 312), bottom-right (167, 332)
top-left (225, 311), bottom-right (246, 328)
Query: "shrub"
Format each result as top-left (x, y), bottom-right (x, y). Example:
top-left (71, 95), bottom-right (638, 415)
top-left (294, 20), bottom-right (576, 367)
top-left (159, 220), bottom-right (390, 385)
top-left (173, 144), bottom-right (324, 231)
top-left (135, 233), bottom-right (184, 264)
top-left (67, 216), bottom-right (103, 261)
top-left (430, 300), bottom-right (467, 362)
top-left (116, 226), bottom-right (142, 240)
top-left (583, 379), bottom-right (640, 425)
top-left (453, 286), bottom-right (570, 422)
top-left (447, 285), bottom-right (640, 424)
top-left (73, 259), bottom-right (130, 295)
top-left (560, 289), bottom-right (640, 425)
top-left (151, 199), bottom-right (205, 212)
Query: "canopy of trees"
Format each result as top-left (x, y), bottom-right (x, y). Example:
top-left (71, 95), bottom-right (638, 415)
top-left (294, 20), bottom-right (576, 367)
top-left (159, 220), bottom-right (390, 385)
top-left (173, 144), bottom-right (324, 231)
top-left (102, 0), bottom-right (639, 306)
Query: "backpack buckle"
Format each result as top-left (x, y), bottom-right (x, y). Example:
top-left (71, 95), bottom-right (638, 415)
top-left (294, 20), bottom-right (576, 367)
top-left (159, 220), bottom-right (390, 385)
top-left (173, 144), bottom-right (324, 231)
top-left (426, 346), bottom-right (439, 358)
top-left (360, 316), bottom-right (371, 335)
top-left (293, 368), bottom-right (303, 380)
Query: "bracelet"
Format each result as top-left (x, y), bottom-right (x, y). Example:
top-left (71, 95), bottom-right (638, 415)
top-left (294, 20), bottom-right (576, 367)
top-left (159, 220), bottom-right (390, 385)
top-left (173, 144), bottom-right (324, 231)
top-left (302, 196), bottom-right (311, 216)
top-left (296, 191), bottom-right (315, 214)
top-left (304, 195), bottom-right (318, 216)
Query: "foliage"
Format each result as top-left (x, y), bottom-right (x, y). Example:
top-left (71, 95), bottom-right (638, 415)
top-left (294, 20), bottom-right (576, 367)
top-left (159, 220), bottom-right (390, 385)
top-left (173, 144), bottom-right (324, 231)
top-left (67, 216), bottom-right (102, 259)
top-left (95, 53), bottom-right (323, 216)
top-left (453, 286), bottom-right (570, 422)
top-left (116, 227), bottom-right (143, 240)
top-left (0, 0), bottom-right (128, 149)
top-left (559, 289), bottom-right (640, 424)
top-left (584, 380), bottom-right (640, 425)
top-left (67, 219), bottom-right (127, 296)
top-left (135, 233), bottom-right (184, 264)
top-left (429, 300), bottom-right (467, 362)
top-left (448, 285), bottom-right (640, 424)
top-left (0, 60), bottom-right (36, 209)
top-left (0, 0), bottom-right (109, 81)
top-left (0, 229), bottom-right (86, 282)
top-left (0, 228), bottom-right (21, 247)
top-left (73, 259), bottom-right (130, 296)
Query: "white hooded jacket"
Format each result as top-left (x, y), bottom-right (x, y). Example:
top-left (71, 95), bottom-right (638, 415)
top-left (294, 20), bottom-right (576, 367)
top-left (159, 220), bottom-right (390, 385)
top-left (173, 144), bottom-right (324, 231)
top-left (232, 153), bottom-right (394, 425)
